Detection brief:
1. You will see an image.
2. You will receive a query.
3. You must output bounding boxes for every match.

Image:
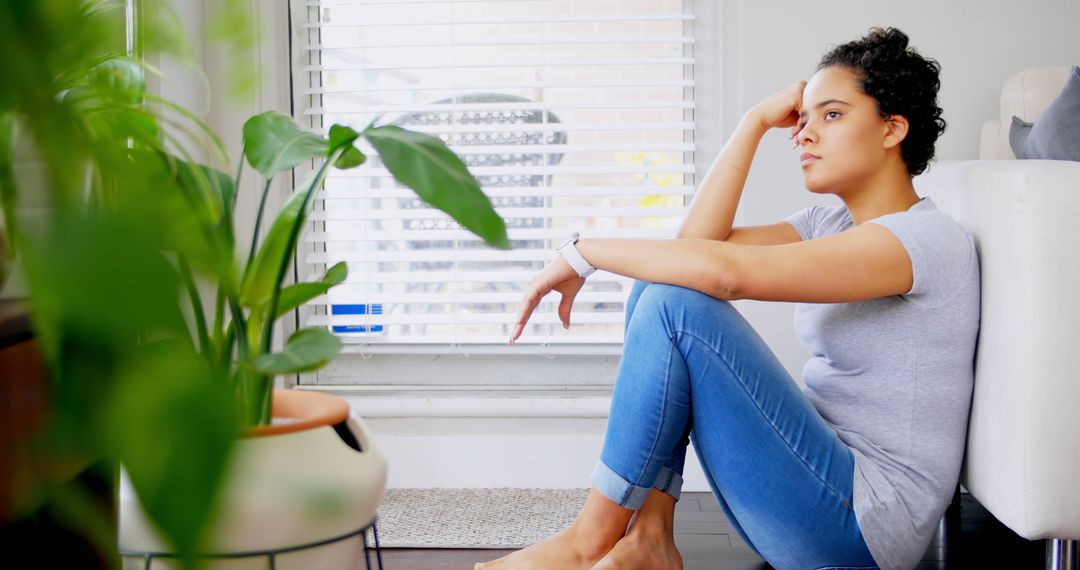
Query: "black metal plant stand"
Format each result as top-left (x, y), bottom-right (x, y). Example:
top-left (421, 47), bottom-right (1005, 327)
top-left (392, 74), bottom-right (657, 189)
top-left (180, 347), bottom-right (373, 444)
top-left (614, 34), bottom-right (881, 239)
top-left (118, 519), bottom-right (383, 570)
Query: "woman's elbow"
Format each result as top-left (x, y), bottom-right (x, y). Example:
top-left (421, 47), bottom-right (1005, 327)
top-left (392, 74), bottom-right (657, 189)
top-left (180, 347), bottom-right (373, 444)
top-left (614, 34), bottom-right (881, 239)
top-left (677, 239), bottom-right (740, 300)
top-left (702, 263), bottom-right (740, 301)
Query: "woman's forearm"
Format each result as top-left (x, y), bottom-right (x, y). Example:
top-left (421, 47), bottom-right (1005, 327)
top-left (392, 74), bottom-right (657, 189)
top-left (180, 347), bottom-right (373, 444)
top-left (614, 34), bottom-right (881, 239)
top-left (676, 114), bottom-right (769, 240)
top-left (575, 238), bottom-right (736, 300)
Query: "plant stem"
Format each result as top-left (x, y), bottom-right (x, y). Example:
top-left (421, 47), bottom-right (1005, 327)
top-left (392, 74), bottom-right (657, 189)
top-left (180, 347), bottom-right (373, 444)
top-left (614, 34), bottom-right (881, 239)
top-left (244, 152), bottom-right (342, 426)
top-left (210, 287), bottom-right (224, 369)
top-left (220, 320), bottom-right (235, 372)
top-left (260, 150), bottom-right (342, 356)
top-left (248, 177), bottom-right (273, 269)
top-left (178, 255), bottom-right (210, 355)
top-left (233, 144), bottom-right (244, 210)
top-left (227, 297), bottom-right (249, 361)
top-left (257, 375), bottom-right (272, 423)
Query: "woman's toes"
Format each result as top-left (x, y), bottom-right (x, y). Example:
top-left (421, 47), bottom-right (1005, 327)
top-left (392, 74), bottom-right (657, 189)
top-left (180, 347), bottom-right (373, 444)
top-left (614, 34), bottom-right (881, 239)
top-left (475, 530), bottom-right (607, 570)
top-left (591, 532), bottom-right (683, 570)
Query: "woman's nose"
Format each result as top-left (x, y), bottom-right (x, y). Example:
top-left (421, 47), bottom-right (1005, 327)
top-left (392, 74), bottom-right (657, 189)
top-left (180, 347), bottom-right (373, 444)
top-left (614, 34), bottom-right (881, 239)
top-left (791, 124), bottom-right (811, 148)
top-left (796, 122), bottom-right (815, 145)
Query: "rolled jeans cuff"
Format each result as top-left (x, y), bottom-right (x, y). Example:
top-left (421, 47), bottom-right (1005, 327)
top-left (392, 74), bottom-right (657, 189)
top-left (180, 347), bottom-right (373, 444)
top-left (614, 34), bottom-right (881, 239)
top-left (589, 460), bottom-right (685, 511)
top-left (653, 465), bottom-right (685, 501)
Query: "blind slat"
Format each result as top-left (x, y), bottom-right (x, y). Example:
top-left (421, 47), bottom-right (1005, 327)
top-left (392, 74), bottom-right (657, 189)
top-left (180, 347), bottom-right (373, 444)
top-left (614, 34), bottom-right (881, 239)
top-left (305, 79), bottom-right (694, 95)
top-left (304, 228), bottom-right (678, 242)
top-left (309, 207), bottom-right (687, 221)
top-left (318, 185), bottom-right (696, 199)
top-left (304, 250), bottom-right (558, 264)
top-left (303, 35), bottom-right (694, 51)
top-left (325, 165), bottom-right (693, 180)
top-left (304, 100), bottom-right (694, 115)
top-left (304, 58), bottom-right (694, 72)
top-left (319, 143), bottom-right (697, 155)
top-left (302, 14), bottom-right (694, 28)
top-left (306, 291), bottom-right (629, 304)
top-left (336, 336), bottom-right (626, 349)
top-left (307, 0), bottom-right (558, 5)
top-left (308, 312), bottom-right (625, 326)
top-left (310, 270), bottom-right (633, 284)
top-left (314, 122), bottom-right (695, 134)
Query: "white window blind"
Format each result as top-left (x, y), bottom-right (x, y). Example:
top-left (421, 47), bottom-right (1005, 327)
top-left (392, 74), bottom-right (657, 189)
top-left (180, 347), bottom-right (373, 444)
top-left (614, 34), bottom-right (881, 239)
top-left (291, 0), bottom-right (695, 353)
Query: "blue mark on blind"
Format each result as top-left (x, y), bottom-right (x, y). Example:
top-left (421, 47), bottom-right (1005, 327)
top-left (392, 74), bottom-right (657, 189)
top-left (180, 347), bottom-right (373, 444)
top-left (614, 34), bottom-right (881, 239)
top-left (330, 304), bottom-right (384, 334)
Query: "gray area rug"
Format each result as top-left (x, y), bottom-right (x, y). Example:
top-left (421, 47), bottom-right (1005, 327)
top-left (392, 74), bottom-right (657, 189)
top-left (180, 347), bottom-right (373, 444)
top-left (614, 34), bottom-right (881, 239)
top-left (366, 488), bottom-right (590, 549)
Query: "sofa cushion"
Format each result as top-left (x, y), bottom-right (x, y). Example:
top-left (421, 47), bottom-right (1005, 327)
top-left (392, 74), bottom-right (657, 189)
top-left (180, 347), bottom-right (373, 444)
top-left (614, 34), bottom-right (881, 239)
top-left (1009, 65), bottom-right (1080, 161)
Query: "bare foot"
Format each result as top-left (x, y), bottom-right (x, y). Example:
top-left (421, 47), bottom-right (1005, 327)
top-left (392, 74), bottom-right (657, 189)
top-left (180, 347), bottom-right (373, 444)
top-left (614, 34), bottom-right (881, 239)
top-left (474, 527), bottom-right (612, 570)
top-left (588, 529), bottom-right (683, 570)
top-left (476, 488), bottom-right (634, 570)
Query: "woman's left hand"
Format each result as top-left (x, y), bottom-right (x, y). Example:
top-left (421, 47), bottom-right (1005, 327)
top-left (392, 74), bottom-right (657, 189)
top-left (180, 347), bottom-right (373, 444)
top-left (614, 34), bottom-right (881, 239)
top-left (510, 256), bottom-right (586, 345)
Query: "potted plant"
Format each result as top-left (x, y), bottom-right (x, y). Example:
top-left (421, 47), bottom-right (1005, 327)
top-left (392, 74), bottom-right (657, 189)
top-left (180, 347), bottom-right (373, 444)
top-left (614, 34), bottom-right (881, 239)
top-left (113, 110), bottom-right (510, 569)
top-left (0, 1), bottom-right (509, 567)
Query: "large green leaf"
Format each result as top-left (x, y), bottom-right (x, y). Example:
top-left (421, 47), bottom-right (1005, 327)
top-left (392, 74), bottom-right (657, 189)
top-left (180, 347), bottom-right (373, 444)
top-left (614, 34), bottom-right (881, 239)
top-left (363, 125), bottom-right (509, 249)
top-left (88, 57), bottom-right (146, 105)
top-left (242, 111), bottom-right (327, 178)
top-left (249, 327), bottom-right (342, 374)
top-left (104, 340), bottom-right (236, 565)
top-left (275, 261), bottom-right (348, 319)
top-left (328, 124), bottom-right (366, 170)
top-left (334, 146), bottom-right (366, 170)
top-left (328, 124), bottom-right (359, 150)
top-left (20, 212), bottom-right (190, 358)
top-left (173, 155), bottom-right (229, 227)
top-left (130, 151), bottom-right (238, 293)
top-left (20, 217), bottom-right (232, 566)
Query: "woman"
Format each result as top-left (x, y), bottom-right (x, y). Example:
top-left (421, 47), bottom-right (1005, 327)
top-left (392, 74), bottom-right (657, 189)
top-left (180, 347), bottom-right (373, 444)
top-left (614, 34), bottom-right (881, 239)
top-left (478, 27), bottom-right (979, 570)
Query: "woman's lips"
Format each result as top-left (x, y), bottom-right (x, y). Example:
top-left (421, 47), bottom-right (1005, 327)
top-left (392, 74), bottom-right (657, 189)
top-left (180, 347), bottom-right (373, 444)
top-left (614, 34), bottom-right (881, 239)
top-left (800, 153), bottom-right (820, 167)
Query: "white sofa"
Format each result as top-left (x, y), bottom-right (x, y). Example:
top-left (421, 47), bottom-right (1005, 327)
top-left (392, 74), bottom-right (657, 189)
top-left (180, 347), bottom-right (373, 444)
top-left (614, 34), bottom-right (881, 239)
top-left (913, 66), bottom-right (1080, 568)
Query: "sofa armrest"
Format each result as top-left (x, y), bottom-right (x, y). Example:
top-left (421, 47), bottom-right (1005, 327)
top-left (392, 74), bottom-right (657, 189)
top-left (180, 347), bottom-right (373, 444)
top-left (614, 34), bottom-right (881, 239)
top-left (979, 119), bottom-right (1012, 160)
top-left (915, 160), bottom-right (1080, 540)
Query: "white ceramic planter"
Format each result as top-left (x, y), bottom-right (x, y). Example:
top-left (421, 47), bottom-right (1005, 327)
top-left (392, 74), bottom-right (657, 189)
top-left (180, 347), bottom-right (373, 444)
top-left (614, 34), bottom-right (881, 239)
top-left (118, 391), bottom-right (387, 570)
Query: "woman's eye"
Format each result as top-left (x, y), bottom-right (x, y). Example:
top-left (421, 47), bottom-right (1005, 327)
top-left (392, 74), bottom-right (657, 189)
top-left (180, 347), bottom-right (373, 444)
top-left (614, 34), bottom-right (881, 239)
top-left (825, 111), bottom-right (840, 120)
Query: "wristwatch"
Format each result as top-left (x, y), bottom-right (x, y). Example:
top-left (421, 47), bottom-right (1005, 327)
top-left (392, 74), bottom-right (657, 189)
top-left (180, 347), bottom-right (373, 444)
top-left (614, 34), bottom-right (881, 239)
top-left (556, 232), bottom-right (597, 278)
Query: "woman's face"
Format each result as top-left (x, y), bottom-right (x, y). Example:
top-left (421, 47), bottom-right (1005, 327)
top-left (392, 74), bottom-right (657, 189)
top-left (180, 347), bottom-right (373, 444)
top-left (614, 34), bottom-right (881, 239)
top-left (796, 65), bottom-right (896, 195)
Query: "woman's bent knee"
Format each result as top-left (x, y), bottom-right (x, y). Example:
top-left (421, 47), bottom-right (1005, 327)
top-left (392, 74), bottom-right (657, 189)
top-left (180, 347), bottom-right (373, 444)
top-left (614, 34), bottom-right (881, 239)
top-left (638, 283), bottom-right (734, 314)
top-left (629, 283), bottom-right (749, 342)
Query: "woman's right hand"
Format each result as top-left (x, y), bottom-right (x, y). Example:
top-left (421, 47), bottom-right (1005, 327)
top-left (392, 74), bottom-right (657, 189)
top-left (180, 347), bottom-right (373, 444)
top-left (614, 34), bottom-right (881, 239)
top-left (748, 80), bottom-right (807, 142)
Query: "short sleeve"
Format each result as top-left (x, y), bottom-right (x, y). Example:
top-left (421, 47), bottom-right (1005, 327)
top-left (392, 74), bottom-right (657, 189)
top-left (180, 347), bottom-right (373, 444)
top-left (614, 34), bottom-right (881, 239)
top-left (866, 211), bottom-right (975, 305)
top-left (783, 206), bottom-right (820, 241)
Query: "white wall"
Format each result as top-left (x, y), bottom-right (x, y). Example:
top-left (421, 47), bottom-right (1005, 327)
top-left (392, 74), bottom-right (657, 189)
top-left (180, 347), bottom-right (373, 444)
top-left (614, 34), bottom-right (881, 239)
top-left (177, 1), bottom-right (1079, 489)
top-left (717, 0), bottom-right (1080, 382)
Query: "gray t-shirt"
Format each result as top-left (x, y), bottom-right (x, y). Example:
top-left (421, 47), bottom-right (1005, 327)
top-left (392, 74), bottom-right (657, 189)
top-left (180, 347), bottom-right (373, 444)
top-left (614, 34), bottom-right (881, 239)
top-left (783, 196), bottom-right (980, 570)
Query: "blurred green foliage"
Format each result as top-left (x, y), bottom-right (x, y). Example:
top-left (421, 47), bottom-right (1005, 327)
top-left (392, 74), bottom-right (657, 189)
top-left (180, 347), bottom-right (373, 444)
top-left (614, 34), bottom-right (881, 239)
top-left (0, 0), bottom-right (508, 567)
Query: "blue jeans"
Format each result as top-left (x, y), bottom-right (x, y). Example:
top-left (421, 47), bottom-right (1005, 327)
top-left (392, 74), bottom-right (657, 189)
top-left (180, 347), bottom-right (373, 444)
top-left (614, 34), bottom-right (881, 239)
top-left (590, 281), bottom-right (879, 570)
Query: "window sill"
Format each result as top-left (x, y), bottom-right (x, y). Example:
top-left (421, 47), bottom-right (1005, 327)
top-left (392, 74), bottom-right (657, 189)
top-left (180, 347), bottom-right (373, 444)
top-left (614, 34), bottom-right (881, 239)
top-left (295, 385), bottom-right (612, 418)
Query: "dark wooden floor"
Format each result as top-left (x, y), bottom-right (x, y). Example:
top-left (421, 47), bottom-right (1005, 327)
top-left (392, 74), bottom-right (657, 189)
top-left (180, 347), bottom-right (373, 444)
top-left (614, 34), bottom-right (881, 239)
top-left (374, 492), bottom-right (1045, 569)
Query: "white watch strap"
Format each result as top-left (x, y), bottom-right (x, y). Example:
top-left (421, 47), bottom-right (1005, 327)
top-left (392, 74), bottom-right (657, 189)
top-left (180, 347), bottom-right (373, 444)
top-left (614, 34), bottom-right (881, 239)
top-left (557, 233), bottom-right (596, 278)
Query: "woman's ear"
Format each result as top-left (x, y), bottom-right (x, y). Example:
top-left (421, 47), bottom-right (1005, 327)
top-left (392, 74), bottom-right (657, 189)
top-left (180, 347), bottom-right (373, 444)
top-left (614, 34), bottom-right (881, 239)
top-left (882, 114), bottom-right (909, 149)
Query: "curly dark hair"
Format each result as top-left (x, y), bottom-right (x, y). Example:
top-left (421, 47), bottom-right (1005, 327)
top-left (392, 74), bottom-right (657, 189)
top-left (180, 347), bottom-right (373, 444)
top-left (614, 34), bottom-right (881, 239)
top-left (816, 27), bottom-right (946, 177)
